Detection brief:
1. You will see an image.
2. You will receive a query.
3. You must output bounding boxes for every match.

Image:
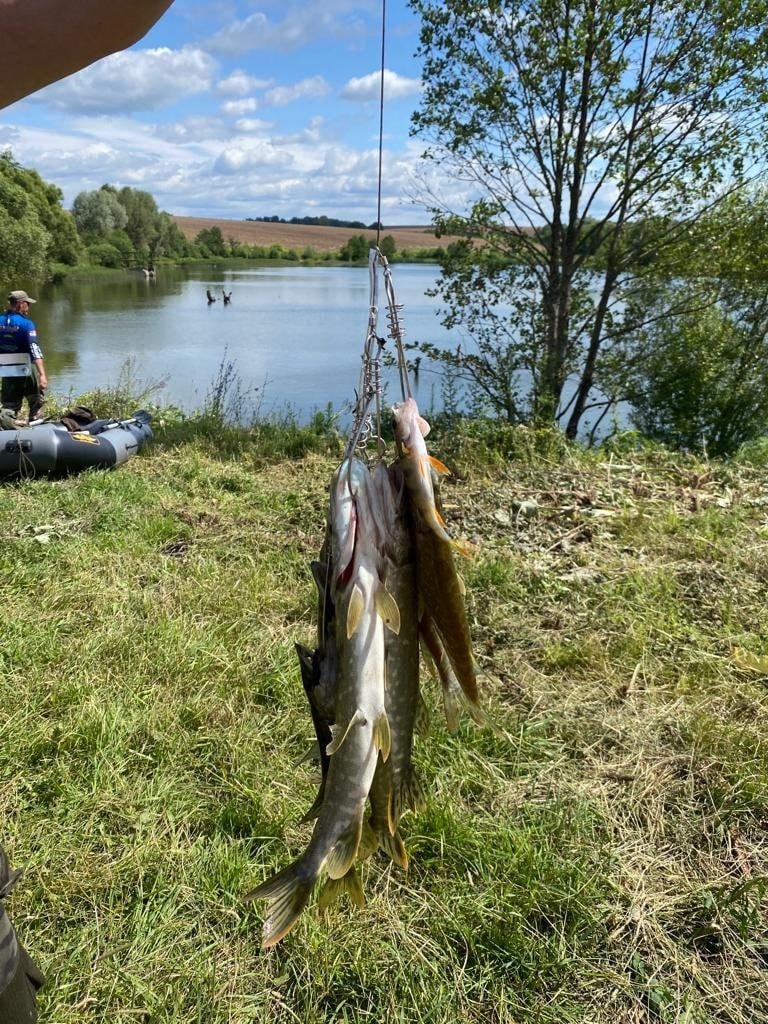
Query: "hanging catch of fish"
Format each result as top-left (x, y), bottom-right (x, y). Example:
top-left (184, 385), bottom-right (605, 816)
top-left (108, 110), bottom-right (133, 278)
top-left (249, 249), bottom-right (486, 948)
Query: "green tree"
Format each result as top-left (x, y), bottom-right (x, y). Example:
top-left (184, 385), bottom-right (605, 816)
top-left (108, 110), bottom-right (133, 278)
top-left (615, 188), bottom-right (768, 455)
top-left (195, 225), bottom-right (227, 257)
top-left (72, 186), bottom-right (128, 241)
top-left (339, 234), bottom-right (370, 261)
top-left (0, 156), bottom-right (52, 281)
top-left (379, 235), bottom-right (397, 260)
top-left (117, 186), bottom-right (160, 259)
top-left (0, 151), bottom-right (80, 271)
top-left (410, 0), bottom-right (768, 436)
top-left (154, 213), bottom-right (192, 260)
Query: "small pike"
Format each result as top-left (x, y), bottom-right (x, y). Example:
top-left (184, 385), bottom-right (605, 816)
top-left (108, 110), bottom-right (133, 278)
top-left (413, 501), bottom-right (482, 718)
top-left (392, 397), bottom-right (453, 546)
top-left (377, 463), bottom-right (426, 827)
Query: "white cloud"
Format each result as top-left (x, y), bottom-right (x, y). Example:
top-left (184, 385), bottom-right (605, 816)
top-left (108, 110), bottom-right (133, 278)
top-left (213, 141), bottom-right (294, 174)
top-left (234, 118), bottom-right (273, 134)
top-left (32, 48), bottom-right (215, 114)
top-left (161, 117), bottom-right (231, 143)
top-left (205, 2), bottom-right (377, 56)
top-left (264, 77), bottom-right (331, 108)
top-left (221, 98), bottom-right (259, 117)
top-left (341, 69), bottom-right (422, 102)
top-left (217, 70), bottom-right (273, 97)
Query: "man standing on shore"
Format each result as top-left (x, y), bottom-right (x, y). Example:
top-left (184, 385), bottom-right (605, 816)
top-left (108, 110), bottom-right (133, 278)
top-left (0, 290), bottom-right (48, 423)
top-left (0, 4), bottom-right (178, 1020)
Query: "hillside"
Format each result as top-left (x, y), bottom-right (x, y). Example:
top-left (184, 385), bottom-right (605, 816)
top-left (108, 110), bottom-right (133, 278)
top-left (171, 215), bottom-right (459, 252)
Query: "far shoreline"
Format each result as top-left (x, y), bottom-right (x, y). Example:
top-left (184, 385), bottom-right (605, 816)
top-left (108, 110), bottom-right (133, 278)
top-left (170, 215), bottom-right (457, 253)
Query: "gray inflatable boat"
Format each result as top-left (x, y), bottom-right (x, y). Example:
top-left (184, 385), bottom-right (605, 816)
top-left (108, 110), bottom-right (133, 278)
top-left (0, 409), bottom-right (153, 479)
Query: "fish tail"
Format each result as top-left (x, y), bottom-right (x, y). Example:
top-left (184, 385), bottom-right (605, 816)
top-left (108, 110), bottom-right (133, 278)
top-left (420, 613), bottom-right (463, 734)
top-left (246, 861), bottom-right (315, 949)
top-left (404, 767), bottom-right (427, 814)
top-left (442, 685), bottom-right (462, 734)
top-left (377, 827), bottom-right (409, 870)
top-left (317, 866), bottom-right (365, 912)
top-left (414, 693), bottom-right (430, 736)
top-left (390, 768), bottom-right (427, 825)
top-left (465, 695), bottom-right (488, 728)
top-left (325, 811), bottom-right (364, 879)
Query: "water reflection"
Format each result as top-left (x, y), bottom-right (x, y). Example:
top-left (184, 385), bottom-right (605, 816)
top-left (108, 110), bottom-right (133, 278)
top-left (36, 263), bottom-right (457, 419)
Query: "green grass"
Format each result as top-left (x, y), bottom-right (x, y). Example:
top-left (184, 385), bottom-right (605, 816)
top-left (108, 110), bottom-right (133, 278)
top-left (2, 414), bottom-right (768, 1022)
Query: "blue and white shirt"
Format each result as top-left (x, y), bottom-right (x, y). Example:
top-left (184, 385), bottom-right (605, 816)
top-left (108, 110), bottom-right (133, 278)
top-left (0, 311), bottom-right (43, 362)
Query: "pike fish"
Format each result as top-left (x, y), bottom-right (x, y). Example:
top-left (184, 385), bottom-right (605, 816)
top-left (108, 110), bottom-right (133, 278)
top-left (392, 397), bottom-right (482, 721)
top-left (249, 457), bottom-right (398, 947)
top-left (377, 463), bottom-right (426, 825)
top-left (392, 397), bottom-right (453, 546)
top-left (413, 504), bottom-right (484, 723)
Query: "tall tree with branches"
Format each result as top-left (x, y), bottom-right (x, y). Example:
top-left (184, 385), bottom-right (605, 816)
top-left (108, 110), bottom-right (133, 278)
top-left (410, 0), bottom-right (768, 437)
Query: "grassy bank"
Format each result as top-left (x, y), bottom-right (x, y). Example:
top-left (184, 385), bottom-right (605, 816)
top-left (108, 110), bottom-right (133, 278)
top-left (2, 413), bottom-right (767, 1023)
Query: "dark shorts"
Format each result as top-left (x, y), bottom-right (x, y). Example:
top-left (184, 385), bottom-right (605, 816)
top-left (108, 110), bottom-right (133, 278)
top-left (1, 371), bottom-right (44, 417)
top-left (0, 940), bottom-right (44, 1023)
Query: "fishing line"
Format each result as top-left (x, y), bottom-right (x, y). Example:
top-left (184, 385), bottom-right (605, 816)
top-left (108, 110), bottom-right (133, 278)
top-left (346, 0), bottom-right (412, 458)
top-left (375, 0), bottom-right (387, 250)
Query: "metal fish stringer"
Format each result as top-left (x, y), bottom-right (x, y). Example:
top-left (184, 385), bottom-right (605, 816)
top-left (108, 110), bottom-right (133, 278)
top-left (345, 247), bottom-right (415, 464)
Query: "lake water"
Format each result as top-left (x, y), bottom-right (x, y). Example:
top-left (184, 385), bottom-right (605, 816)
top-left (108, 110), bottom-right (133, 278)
top-left (35, 262), bottom-right (461, 422)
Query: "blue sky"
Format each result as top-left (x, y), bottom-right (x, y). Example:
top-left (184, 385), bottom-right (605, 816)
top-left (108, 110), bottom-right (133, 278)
top-left (0, 0), bottom-right (462, 226)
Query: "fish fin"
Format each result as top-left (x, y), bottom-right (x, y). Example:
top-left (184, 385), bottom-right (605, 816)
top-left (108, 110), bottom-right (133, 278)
top-left (414, 694), bottom-right (430, 737)
top-left (318, 867), bottom-right (365, 912)
top-left (310, 560), bottom-right (327, 595)
top-left (295, 642), bottom-right (315, 673)
top-left (456, 572), bottom-right (466, 597)
top-left (358, 820), bottom-right (379, 861)
top-left (451, 538), bottom-right (474, 558)
top-left (346, 583), bottom-right (364, 638)
top-left (378, 828), bottom-right (409, 870)
top-left (292, 741), bottom-right (319, 769)
top-left (373, 711), bottom-right (391, 762)
top-left (428, 454), bottom-right (450, 476)
top-left (246, 861), bottom-right (315, 949)
top-left (326, 709), bottom-right (365, 755)
top-left (417, 414), bottom-right (431, 438)
top-left (298, 780), bottom-right (326, 823)
top-left (375, 583), bottom-right (401, 634)
top-left (325, 813), bottom-right (364, 879)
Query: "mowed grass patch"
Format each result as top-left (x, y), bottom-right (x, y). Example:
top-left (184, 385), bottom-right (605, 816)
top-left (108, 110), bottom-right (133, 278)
top-left (2, 420), bottom-right (768, 1021)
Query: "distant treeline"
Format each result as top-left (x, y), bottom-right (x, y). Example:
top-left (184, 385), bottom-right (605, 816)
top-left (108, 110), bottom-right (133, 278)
top-left (246, 215), bottom-right (382, 230)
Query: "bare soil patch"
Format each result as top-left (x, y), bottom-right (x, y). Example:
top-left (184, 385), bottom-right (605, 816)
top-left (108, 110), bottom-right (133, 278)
top-left (172, 216), bottom-right (459, 252)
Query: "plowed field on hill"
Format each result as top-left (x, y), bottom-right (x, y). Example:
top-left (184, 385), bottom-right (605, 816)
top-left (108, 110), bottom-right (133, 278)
top-left (171, 216), bottom-right (459, 252)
